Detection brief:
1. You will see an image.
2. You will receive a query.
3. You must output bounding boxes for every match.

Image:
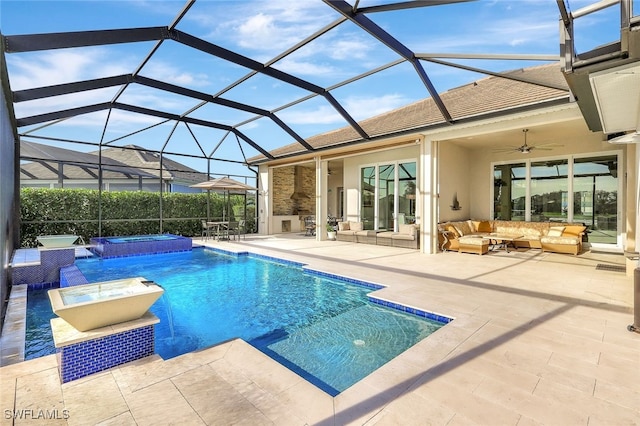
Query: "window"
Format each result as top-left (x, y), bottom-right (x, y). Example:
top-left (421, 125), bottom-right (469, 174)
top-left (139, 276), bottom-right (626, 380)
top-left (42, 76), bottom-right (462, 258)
top-left (360, 161), bottom-right (417, 231)
top-left (493, 153), bottom-right (619, 246)
top-left (493, 163), bottom-right (525, 221)
top-left (530, 159), bottom-right (568, 223)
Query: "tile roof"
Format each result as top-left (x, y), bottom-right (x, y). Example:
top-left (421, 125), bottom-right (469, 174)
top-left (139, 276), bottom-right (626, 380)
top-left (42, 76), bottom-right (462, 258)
top-left (96, 145), bottom-right (205, 183)
top-left (20, 142), bottom-right (204, 183)
top-left (250, 64), bottom-right (570, 163)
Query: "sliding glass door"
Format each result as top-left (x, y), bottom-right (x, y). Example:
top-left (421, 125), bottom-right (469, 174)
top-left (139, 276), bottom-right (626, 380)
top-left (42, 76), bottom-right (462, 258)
top-left (493, 153), bottom-right (620, 248)
top-left (573, 156), bottom-right (618, 244)
top-left (361, 166), bottom-right (375, 230)
top-left (361, 161), bottom-right (417, 231)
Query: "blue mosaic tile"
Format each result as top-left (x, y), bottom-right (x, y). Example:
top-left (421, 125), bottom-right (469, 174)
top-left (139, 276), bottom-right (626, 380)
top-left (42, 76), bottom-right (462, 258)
top-left (303, 269), bottom-right (384, 290)
top-left (368, 297), bottom-right (453, 324)
top-left (250, 253), bottom-right (305, 267)
top-left (27, 282), bottom-right (59, 290)
top-left (58, 325), bottom-right (155, 383)
top-left (12, 265), bottom-right (43, 285)
top-left (60, 265), bottom-right (89, 287)
top-left (204, 248), bottom-right (304, 266)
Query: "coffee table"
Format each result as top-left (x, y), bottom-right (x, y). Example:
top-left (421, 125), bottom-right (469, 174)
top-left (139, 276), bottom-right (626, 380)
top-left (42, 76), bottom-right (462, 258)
top-left (488, 233), bottom-right (523, 253)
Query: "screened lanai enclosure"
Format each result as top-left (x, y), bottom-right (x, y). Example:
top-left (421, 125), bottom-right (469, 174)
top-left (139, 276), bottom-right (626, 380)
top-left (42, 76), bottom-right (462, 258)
top-left (2, 0), bottom-right (587, 235)
top-left (2, 0), bottom-right (640, 324)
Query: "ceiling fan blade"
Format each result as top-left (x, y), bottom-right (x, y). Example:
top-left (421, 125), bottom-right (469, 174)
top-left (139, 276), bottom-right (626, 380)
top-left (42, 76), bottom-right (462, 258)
top-left (491, 146), bottom-right (520, 153)
top-left (531, 147), bottom-right (554, 150)
top-left (533, 143), bottom-right (564, 148)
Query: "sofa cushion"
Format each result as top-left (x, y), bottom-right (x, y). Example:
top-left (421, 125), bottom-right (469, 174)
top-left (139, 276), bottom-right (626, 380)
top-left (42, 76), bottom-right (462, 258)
top-left (338, 221), bottom-right (350, 231)
top-left (392, 233), bottom-right (415, 241)
top-left (398, 224), bottom-right (416, 237)
top-left (541, 236), bottom-right (579, 245)
top-left (376, 231), bottom-right (395, 239)
top-left (350, 222), bottom-right (363, 231)
top-left (547, 226), bottom-right (565, 237)
top-left (459, 236), bottom-right (489, 246)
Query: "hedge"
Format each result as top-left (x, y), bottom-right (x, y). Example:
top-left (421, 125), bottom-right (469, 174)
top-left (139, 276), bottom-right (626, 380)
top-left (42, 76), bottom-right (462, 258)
top-left (20, 188), bottom-right (255, 247)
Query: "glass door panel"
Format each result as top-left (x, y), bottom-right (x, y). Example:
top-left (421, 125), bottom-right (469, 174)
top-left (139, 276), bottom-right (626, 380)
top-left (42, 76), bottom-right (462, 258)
top-left (573, 156), bottom-right (618, 244)
top-left (530, 159), bottom-right (568, 223)
top-left (378, 164), bottom-right (395, 230)
top-left (398, 162), bottom-right (417, 225)
top-left (361, 166), bottom-right (375, 230)
top-left (493, 163), bottom-right (526, 221)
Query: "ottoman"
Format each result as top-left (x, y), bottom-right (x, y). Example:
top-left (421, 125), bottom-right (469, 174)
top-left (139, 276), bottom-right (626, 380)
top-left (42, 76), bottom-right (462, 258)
top-left (458, 235), bottom-right (489, 255)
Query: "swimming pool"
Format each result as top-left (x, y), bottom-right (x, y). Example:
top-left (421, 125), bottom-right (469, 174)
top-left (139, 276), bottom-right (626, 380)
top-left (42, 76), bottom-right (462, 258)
top-left (26, 248), bottom-right (449, 395)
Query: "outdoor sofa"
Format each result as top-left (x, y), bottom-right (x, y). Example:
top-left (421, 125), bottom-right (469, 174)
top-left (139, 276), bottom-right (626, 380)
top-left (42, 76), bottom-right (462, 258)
top-left (439, 219), bottom-right (587, 255)
top-left (336, 221), bottom-right (419, 249)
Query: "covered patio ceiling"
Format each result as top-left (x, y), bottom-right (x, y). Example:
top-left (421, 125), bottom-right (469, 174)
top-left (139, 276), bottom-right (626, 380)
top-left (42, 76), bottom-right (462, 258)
top-left (1, 1), bottom-right (627, 177)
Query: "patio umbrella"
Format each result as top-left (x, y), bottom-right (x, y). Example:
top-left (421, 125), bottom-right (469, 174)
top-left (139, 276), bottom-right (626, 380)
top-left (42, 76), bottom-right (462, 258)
top-left (190, 177), bottom-right (257, 222)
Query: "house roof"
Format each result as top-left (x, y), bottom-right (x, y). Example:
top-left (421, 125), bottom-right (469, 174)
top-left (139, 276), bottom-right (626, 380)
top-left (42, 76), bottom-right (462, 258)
top-left (249, 63), bottom-right (570, 163)
top-left (20, 141), bottom-right (156, 180)
top-left (20, 141), bottom-right (203, 183)
top-left (95, 145), bottom-right (205, 184)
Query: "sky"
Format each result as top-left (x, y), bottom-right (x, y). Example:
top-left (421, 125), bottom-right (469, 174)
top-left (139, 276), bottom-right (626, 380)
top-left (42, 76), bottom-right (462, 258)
top-left (0, 0), bottom-right (628, 178)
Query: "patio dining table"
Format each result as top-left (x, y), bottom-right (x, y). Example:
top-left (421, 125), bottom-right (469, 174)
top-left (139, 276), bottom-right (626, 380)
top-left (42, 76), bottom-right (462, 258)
top-left (207, 221), bottom-right (230, 240)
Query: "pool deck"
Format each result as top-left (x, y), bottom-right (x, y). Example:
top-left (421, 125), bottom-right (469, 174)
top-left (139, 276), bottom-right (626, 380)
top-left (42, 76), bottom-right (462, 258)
top-left (1, 235), bottom-right (638, 425)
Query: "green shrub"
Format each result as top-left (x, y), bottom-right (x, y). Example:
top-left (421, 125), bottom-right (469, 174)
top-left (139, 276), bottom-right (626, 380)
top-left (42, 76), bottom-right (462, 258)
top-left (20, 188), bottom-right (255, 247)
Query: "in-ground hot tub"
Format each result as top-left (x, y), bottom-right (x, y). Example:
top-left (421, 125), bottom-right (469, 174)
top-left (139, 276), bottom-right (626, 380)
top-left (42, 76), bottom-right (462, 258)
top-left (48, 277), bottom-right (164, 331)
top-left (90, 234), bottom-right (192, 258)
top-left (37, 234), bottom-right (79, 248)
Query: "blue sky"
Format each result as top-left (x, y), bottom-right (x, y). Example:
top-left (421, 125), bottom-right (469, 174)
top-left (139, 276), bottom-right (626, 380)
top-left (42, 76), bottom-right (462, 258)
top-left (1, 0), bottom-right (625, 178)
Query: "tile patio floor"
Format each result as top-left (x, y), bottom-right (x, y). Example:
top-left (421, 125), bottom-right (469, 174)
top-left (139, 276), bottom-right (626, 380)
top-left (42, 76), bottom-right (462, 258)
top-left (1, 235), bottom-right (638, 425)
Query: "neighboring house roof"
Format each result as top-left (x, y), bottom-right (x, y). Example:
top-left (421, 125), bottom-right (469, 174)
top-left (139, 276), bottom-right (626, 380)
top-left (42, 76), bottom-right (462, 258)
top-left (20, 141), bottom-right (203, 184)
top-left (95, 145), bottom-right (204, 184)
top-left (249, 64), bottom-right (570, 163)
top-left (20, 141), bottom-right (156, 180)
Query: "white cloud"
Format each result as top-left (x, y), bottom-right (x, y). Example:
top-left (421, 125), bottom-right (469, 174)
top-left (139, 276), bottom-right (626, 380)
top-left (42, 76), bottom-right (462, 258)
top-left (142, 61), bottom-right (211, 87)
top-left (8, 49), bottom-right (128, 90)
top-left (274, 57), bottom-right (336, 77)
top-left (279, 93), bottom-right (410, 125)
top-left (280, 104), bottom-right (341, 125)
top-left (344, 94), bottom-right (411, 121)
top-left (192, 1), bottom-right (338, 55)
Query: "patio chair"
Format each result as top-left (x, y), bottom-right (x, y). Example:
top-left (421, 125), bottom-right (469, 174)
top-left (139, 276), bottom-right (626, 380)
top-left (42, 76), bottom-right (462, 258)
top-left (304, 216), bottom-right (316, 236)
top-left (236, 220), bottom-right (247, 240)
top-left (228, 221), bottom-right (240, 240)
top-left (201, 221), bottom-right (215, 240)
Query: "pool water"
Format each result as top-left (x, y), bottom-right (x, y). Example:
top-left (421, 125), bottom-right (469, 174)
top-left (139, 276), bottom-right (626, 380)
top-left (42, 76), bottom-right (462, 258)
top-left (104, 234), bottom-right (178, 243)
top-left (26, 249), bottom-right (446, 395)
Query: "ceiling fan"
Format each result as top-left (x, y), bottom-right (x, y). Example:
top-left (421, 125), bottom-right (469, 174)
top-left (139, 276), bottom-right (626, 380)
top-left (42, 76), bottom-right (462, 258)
top-left (492, 129), bottom-right (563, 154)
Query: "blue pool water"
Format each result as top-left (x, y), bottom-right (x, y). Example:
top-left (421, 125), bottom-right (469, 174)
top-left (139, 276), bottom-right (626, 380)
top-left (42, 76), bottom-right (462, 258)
top-left (26, 248), bottom-right (447, 395)
top-left (104, 234), bottom-right (178, 243)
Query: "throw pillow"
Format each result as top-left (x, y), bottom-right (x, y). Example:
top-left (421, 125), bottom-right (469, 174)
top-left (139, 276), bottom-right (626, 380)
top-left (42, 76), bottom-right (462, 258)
top-left (350, 222), bottom-right (363, 231)
top-left (476, 220), bottom-right (492, 233)
top-left (562, 225), bottom-right (586, 237)
top-left (338, 222), bottom-right (349, 231)
top-left (445, 224), bottom-right (459, 237)
top-left (547, 226), bottom-right (565, 237)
